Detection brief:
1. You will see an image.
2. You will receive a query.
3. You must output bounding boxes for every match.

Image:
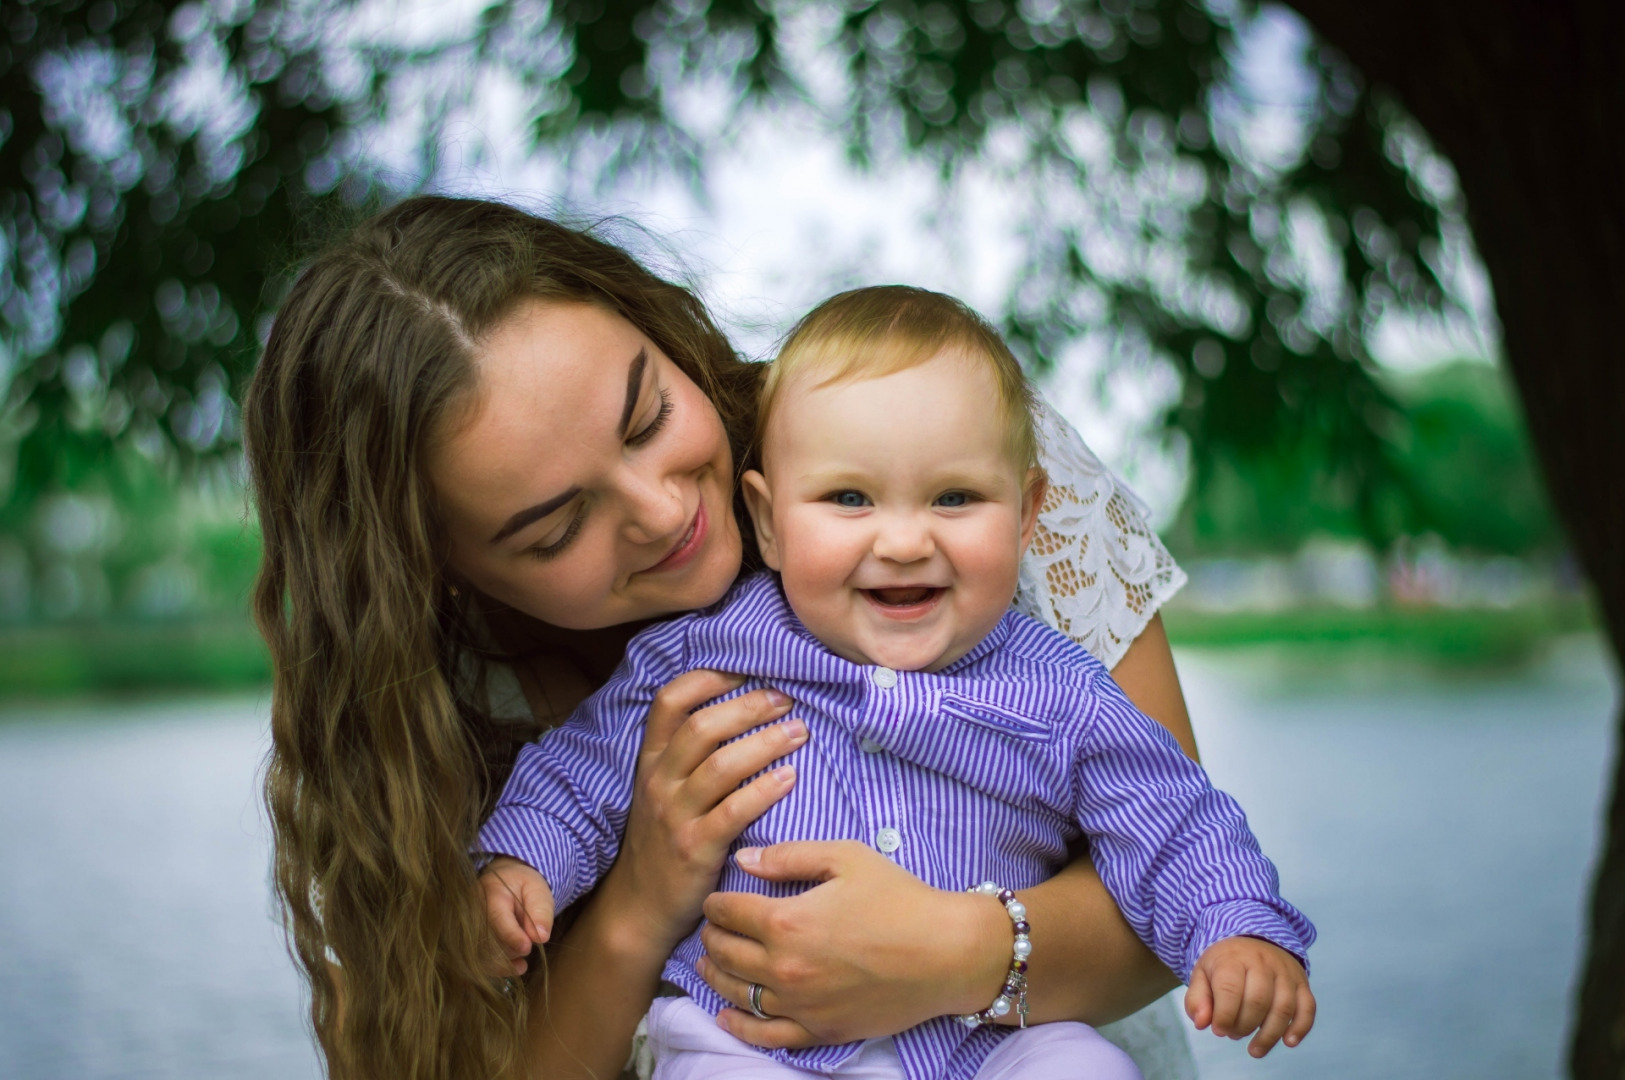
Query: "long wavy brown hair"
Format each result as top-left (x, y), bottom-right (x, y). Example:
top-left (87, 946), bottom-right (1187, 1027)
top-left (242, 195), bottom-right (759, 1080)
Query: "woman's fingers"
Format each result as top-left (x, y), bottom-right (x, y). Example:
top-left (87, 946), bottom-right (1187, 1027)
top-left (702, 763), bottom-right (798, 844)
top-left (715, 1008), bottom-right (819, 1050)
top-left (702, 889), bottom-right (779, 944)
top-left (731, 839), bottom-right (866, 885)
top-left (640, 669), bottom-right (748, 763)
top-left (696, 954), bottom-right (774, 1014)
top-left (699, 921), bottom-right (773, 981)
top-left (658, 686), bottom-right (795, 782)
top-left (681, 718), bottom-right (807, 813)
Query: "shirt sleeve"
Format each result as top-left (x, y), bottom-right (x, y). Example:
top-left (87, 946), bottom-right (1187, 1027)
top-left (1068, 669), bottom-right (1316, 981)
top-left (476, 618), bottom-right (690, 910)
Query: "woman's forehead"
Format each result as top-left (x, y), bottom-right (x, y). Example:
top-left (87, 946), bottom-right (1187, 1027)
top-left (431, 301), bottom-right (648, 505)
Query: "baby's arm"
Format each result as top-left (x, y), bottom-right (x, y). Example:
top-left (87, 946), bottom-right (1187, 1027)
top-left (479, 856), bottom-right (557, 976)
top-left (1066, 666), bottom-right (1316, 1045)
top-left (1187, 935), bottom-right (1315, 1057)
top-left (478, 619), bottom-right (692, 911)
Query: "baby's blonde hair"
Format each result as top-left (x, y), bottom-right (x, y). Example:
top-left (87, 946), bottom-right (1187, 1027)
top-left (758, 285), bottom-right (1040, 469)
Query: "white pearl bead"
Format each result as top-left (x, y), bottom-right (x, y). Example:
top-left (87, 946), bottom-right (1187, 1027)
top-left (1013, 937), bottom-right (1033, 959)
top-left (1006, 900), bottom-right (1027, 922)
top-left (975, 881), bottom-right (1000, 895)
top-left (991, 996), bottom-right (1012, 1016)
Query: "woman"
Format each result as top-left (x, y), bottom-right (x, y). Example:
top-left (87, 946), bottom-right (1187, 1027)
top-left (244, 195), bottom-right (1198, 1080)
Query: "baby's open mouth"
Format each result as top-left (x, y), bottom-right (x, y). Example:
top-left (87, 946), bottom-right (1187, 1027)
top-left (864, 587), bottom-right (943, 607)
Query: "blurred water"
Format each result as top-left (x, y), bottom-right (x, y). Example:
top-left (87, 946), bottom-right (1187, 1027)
top-left (0, 695), bottom-right (318, 1080)
top-left (0, 639), bottom-right (1615, 1080)
top-left (1179, 637), bottom-right (1619, 1080)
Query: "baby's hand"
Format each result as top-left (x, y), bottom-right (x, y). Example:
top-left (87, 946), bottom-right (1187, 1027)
top-left (1185, 936), bottom-right (1315, 1058)
top-left (479, 856), bottom-right (555, 976)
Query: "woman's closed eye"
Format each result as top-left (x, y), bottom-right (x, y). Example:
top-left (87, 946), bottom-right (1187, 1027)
top-left (626, 387), bottom-right (673, 448)
top-left (527, 502), bottom-right (586, 561)
top-left (525, 388), bottom-right (671, 563)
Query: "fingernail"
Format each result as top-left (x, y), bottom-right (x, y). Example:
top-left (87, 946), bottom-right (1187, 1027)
top-left (773, 765), bottom-right (795, 783)
top-left (736, 846), bottom-right (762, 867)
top-left (766, 689), bottom-right (791, 708)
top-left (782, 717), bottom-right (807, 740)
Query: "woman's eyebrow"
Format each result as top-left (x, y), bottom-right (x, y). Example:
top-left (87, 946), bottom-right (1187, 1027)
top-left (490, 486), bottom-right (582, 545)
top-left (618, 347), bottom-right (649, 437)
top-left (488, 347), bottom-right (647, 546)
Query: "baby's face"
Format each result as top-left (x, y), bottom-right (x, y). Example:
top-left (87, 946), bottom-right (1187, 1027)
top-left (743, 349), bottom-right (1044, 673)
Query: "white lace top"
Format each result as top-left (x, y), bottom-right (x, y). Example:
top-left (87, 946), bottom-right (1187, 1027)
top-left (1015, 398), bottom-right (1187, 671)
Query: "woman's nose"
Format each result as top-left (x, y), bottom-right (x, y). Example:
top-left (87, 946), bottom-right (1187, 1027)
top-left (871, 513), bottom-right (936, 564)
top-left (617, 467), bottom-right (687, 545)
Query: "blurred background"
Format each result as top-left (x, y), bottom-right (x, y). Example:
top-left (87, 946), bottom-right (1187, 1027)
top-left (0, 0), bottom-right (1615, 1078)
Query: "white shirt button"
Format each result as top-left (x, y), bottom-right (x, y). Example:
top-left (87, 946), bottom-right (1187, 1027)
top-left (859, 737), bottom-right (883, 754)
top-left (875, 827), bottom-right (902, 853)
top-left (870, 666), bottom-right (898, 688)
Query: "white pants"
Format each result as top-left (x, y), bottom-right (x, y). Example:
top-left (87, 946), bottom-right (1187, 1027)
top-left (646, 996), bottom-right (1143, 1079)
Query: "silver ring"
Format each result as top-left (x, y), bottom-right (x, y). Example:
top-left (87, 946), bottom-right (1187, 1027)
top-left (747, 982), bottom-right (773, 1021)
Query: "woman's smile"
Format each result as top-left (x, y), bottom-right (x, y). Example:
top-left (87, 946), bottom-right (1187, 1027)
top-left (644, 495), bottom-right (710, 575)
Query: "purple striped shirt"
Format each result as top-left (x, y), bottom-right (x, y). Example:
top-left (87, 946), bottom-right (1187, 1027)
top-left (480, 571), bottom-right (1314, 1080)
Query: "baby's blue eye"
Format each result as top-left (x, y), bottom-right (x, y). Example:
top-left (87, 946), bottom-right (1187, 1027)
top-left (833, 491), bottom-right (869, 508)
top-left (937, 491), bottom-right (970, 508)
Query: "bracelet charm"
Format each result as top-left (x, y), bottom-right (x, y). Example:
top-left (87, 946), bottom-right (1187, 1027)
top-left (957, 880), bottom-right (1032, 1029)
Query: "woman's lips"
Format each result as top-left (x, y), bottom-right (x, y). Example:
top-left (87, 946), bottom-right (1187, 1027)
top-left (646, 500), bottom-right (708, 574)
top-left (861, 586), bottom-right (944, 619)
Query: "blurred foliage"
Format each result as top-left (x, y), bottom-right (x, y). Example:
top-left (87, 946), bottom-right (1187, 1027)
top-left (1161, 597), bottom-right (1593, 667)
top-left (0, 0), bottom-right (1529, 594)
top-left (0, 0), bottom-right (347, 527)
top-left (1171, 359), bottom-right (1559, 555)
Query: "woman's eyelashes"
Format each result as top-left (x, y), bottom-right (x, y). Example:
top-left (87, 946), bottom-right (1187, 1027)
top-left (527, 504), bottom-right (586, 561)
top-left (625, 386), bottom-right (673, 448)
top-left (525, 387), bottom-right (671, 563)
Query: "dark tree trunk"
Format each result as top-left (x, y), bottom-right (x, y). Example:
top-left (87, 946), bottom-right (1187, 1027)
top-left (1287, 1), bottom-right (1625, 1074)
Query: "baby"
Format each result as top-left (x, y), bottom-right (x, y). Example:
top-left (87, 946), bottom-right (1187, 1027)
top-left (478, 286), bottom-right (1316, 1080)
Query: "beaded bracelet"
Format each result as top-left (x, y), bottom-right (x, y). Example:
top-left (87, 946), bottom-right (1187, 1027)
top-left (957, 881), bottom-right (1031, 1028)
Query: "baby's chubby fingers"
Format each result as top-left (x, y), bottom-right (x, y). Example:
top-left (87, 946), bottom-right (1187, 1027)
top-left (1284, 983), bottom-right (1317, 1048)
top-left (479, 857), bottom-right (555, 975)
top-left (1247, 978), bottom-right (1298, 1058)
top-left (1233, 965), bottom-right (1277, 1039)
top-left (1184, 966), bottom-right (1214, 1030)
top-left (1205, 961), bottom-right (1247, 1038)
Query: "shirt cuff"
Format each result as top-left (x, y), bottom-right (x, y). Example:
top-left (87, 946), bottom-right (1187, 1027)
top-left (1185, 901), bottom-right (1314, 980)
top-left (476, 805), bottom-right (584, 910)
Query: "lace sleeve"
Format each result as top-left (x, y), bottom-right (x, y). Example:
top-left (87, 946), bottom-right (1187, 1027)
top-left (1015, 397), bottom-right (1188, 671)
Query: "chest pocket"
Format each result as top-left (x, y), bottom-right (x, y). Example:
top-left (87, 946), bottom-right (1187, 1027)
top-left (876, 692), bottom-right (1070, 812)
top-left (938, 695), bottom-right (1053, 741)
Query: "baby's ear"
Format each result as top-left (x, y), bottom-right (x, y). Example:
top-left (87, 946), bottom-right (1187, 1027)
top-left (741, 470), bottom-right (783, 570)
top-left (1018, 467), bottom-right (1048, 554)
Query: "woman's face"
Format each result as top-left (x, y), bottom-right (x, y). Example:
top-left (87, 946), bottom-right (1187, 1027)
top-left (427, 300), bottom-right (743, 629)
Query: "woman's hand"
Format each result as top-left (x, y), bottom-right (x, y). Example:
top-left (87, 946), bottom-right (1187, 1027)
top-left (515, 670), bottom-right (807, 1080)
top-left (694, 841), bottom-right (1009, 1048)
top-left (603, 669), bottom-right (808, 950)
